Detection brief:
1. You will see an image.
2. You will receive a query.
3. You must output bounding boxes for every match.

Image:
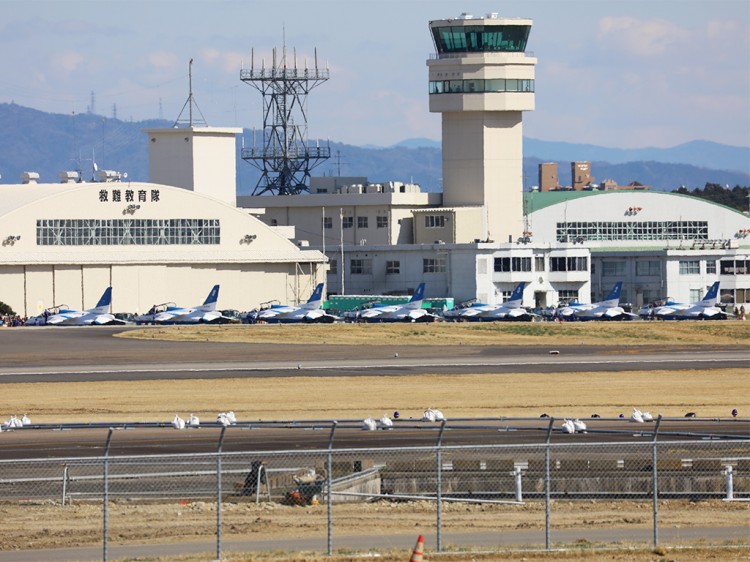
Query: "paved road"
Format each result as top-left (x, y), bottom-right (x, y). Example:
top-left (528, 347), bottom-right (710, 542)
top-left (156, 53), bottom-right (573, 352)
top-left (0, 526), bottom-right (747, 562)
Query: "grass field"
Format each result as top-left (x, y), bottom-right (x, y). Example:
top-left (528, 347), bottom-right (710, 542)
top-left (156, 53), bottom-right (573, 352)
top-left (116, 320), bottom-right (750, 346)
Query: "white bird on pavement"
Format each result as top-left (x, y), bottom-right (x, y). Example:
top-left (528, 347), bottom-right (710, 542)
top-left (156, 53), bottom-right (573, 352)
top-left (217, 413), bottom-right (231, 426)
top-left (561, 419), bottom-right (575, 434)
top-left (630, 408), bottom-right (645, 423)
top-left (361, 417), bottom-right (377, 431)
top-left (225, 411), bottom-right (237, 425)
top-left (573, 418), bottom-right (587, 433)
top-left (378, 414), bottom-right (393, 430)
top-left (21, 414), bottom-right (31, 426)
top-left (422, 408), bottom-right (437, 422)
top-left (187, 414), bottom-right (200, 428)
top-left (171, 414), bottom-right (186, 430)
top-left (641, 411), bottom-right (654, 422)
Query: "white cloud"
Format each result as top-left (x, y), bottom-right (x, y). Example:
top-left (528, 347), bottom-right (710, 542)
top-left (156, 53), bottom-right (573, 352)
top-left (148, 51), bottom-right (180, 70)
top-left (52, 51), bottom-right (84, 74)
top-left (597, 16), bottom-right (688, 56)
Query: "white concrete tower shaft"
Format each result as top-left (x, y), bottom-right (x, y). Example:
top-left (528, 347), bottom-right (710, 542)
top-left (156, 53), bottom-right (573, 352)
top-left (427, 14), bottom-right (536, 242)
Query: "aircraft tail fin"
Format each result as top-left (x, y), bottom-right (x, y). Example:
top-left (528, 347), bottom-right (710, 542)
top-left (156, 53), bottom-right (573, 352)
top-left (302, 283), bottom-right (325, 310)
top-left (699, 281), bottom-right (720, 307)
top-left (405, 283), bottom-right (426, 309)
top-left (599, 282), bottom-right (623, 308)
top-left (91, 287), bottom-right (113, 313)
top-left (199, 285), bottom-right (220, 311)
top-left (505, 282), bottom-right (525, 308)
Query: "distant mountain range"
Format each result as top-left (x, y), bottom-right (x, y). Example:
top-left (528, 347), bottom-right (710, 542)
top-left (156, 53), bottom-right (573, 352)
top-left (0, 102), bottom-right (747, 195)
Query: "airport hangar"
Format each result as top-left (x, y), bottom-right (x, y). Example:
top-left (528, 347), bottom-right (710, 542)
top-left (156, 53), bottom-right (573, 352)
top-left (236, 13), bottom-right (750, 311)
top-left (0, 126), bottom-right (326, 318)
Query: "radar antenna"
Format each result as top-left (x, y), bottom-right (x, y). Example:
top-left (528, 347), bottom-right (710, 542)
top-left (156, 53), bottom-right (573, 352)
top-left (240, 40), bottom-right (330, 195)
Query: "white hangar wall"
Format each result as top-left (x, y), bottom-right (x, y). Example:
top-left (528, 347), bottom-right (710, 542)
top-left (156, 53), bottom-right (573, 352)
top-left (526, 190), bottom-right (750, 307)
top-left (0, 182), bottom-right (325, 316)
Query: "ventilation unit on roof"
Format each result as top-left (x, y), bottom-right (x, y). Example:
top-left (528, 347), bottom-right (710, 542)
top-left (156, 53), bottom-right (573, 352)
top-left (21, 172), bottom-right (40, 184)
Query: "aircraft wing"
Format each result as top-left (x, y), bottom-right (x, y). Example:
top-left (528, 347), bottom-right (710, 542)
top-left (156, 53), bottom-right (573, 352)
top-left (92, 314), bottom-right (126, 325)
top-left (304, 309), bottom-right (338, 323)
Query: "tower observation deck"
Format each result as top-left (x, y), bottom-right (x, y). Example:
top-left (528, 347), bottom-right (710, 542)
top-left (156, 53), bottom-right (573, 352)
top-left (240, 47), bottom-right (330, 195)
top-left (427, 13), bottom-right (536, 243)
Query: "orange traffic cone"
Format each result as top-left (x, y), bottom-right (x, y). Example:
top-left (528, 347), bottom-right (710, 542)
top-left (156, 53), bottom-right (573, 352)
top-left (409, 534), bottom-right (424, 562)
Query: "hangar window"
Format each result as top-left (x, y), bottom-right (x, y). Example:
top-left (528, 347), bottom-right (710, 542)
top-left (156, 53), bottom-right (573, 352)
top-left (386, 260), bottom-right (400, 274)
top-left (358, 216), bottom-right (369, 229)
top-left (556, 221), bottom-right (708, 242)
top-left (36, 219), bottom-right (220, 246)
top-left (377, 216), bottom-right (388, 229)
top-left (706, 260), bottom-right (716, 274)
top-left (322, 217), bottom-right (333, 229)
top-left (342, 217), bottom-right (354, 229)
top-left (557, 290), bottom-right (579, 304)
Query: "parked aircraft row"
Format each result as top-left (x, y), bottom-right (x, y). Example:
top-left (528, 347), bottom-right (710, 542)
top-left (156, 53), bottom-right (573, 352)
top-left (24, 280), bottom-right (730, 327)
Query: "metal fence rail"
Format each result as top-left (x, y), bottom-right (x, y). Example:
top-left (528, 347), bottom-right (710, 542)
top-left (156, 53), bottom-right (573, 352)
top-left (0, 422), bottom-right (748, 560)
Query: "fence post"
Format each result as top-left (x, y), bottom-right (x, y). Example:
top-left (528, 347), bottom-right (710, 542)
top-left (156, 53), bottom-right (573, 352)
top-left (652, 414), bottom-right (662, 549)
top-left (61, 464), bottom-right (69, 506)
top-left (514, 466), bottom-right (523, 502)
top-left (327, 421), bottom-right (338, 556)
top-left (436, 419), bottom-right (447, 553)
top-left (103, 428), bottom-right (114, 562)
top-left (544, 417), bottom-right (554, 551)
top-left (216, 425), bottom-right (227, 562)
top-left (724, 465), bottom-right (735, 501)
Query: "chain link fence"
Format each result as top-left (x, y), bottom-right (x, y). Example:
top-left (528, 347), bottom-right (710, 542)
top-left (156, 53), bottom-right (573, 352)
top-left (0, 418), bottom-right (748, 560)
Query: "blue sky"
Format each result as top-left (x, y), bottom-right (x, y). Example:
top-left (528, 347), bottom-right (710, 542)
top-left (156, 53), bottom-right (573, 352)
top-left (1, 0), bottom-right (748, 149)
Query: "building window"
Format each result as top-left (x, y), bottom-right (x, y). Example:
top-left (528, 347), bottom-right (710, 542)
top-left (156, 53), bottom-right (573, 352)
top-left (679, 260), bottom-right (700, 275)
top-left (36, 218), bottom-right (220, 246)
top-left (322, 217), bottom-right (333, 229)
top-left (535, 256), bottom-right (545, 272)
top-left (556, 221), bottom-right (708, 242)
top-left (357, 216), bottom-right (369, 229)
top-left (720, 259), bottom-right (749, 275)
top-left (328, 259), bottom-right (337, 274)
top-left (342, 216), bottom-right (353, 229)
top-left (602, 261), bottom-right (626, 277)
top-left (350, 259), bottom-right (372, 275)
top-left (706, 260), bottom-right (716, 274)
top-left (386, 260), bottom-right (400, 274)
top-left (423, 257), bottom-right (447, 273)
top-left (377, 216), bottom-right (388, 229)
top-left (429, 78), bottom-right (534, 94)
top-left (424, 215), bottom-right (446, 228)
top-left (494, 257), bottom-right (510, 272)
top-left (550, 256), bottom-right (588, 272)
top-left (636, 260), bottom-right (660, 276)
top-left (557, 290), bottom-right (579, 304)
top-left (689, 288), bottom-right (702, 303)
top-left (512, 257), bottom-right (531, 272)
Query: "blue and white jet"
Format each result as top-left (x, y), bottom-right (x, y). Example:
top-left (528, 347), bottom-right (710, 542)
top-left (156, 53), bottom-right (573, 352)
top-left (640, 281), bottom-right (726, 320)
top-left (254, 283), bottom-right (339, 323)
top-left (443, 282), bottom-right (534, 322)
top-left (135, 285), bottom-right (236, 324)
top-left (31, 287), bottom-right (125, 326)
top-left (556, 282), bottom-right (633, 321)
top-left (356, 283), bottom-right (437, 323)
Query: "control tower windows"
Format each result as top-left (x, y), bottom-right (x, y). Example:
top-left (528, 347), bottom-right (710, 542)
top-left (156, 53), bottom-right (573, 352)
top-left (429, 78), bottom-right (534, 95)
top-left (431, 25), bottom-right (531, 53)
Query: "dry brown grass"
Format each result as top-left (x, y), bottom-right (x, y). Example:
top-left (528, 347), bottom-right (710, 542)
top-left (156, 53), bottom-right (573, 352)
top-left (4, 368), bottom-right (747, 423)
top-left (115, 320), bottom-right (750, 346)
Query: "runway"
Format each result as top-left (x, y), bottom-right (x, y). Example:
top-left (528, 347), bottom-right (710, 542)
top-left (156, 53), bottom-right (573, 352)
top-left (0, 326), bottom-right (747, 383)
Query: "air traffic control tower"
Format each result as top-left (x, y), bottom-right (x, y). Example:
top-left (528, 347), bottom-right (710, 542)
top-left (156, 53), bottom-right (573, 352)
top-left (427, 13), bottom-right (536, 243)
